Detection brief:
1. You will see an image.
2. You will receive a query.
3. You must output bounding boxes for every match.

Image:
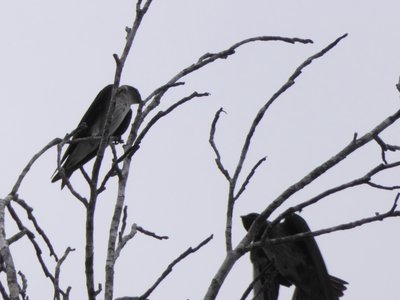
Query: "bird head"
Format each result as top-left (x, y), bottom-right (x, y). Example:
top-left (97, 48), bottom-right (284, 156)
top-left (117, 85), bottom-right (142, 105)
top-left (241, 213), bottom-right (260, 231)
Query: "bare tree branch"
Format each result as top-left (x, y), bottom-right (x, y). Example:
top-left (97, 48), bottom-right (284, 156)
top-left (142, 36), bottom-right (313, 124)
top-left (12, 198), bottom-right (59, 260)
top-left (143, 81), bottom-right (185, 104)
top-left (0, 195), bottom-right (19, 300)
top-left (17, 271), bottom-right (28, 300)
top-left (239, 262), bottom-right (275, 300)
top-left (7, 203), bottom-right (56, 281)
top-left (128, 92), bottom-right (210, 159)
top-left (374, 135), bottom-right (400, 164)
top-left (101, 40), bottom-right (314, 300)
top-left (6, 230), bottom-right (27, 246)
top-left (234, 156), bottom-right (267, 201)
top-left (272, 161), bottom-right (400, 226)
top-left (203, 33), bottom-right (362, 300)
top-left (115, 224), bottom-right (137, 262)
top-left (249, 194), bottom-right (400, 251)
top-left (11, 138), bottom-right (61, 195)
top-left (367, 181), bottom-right (400, 190)
top-left (103, 3), bottom-right (154, 299)
top-left (139, 235), bottom-right (213, 300)
top-left (99, 91), bottom-right (210, 192)
top-left (54, 247), bottom-right (75, 300)
top-left (54, 130), bottom-right (89, 207)
top-left (136, 226), bottom-right (169, 240)
top-left (118, 206), bottom-right (129, 245)
top-left (209, 108), bottom-right (231, 181)
top-left (227, 34), bottom-right (348, 252)
top-left (0, 280), bottom-right (10, 300)
top-left (259, 107), bottom-right (400, 225)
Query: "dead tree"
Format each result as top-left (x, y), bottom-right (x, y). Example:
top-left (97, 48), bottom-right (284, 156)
top-left (1, 1), bottom-right (400, 300)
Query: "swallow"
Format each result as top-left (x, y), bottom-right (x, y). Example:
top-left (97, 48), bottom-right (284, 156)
top-left (241, 213), bottom-right (348, 300)
top-left (52, 84), bottom-right (141, 188)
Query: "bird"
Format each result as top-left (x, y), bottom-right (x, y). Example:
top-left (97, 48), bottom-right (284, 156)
top-left (52, 84), bottom-right (141, 188)
top-left (241, 213), bottom-right (348, 300)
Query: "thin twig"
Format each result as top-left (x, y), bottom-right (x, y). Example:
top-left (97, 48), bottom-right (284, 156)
top-left (17, 271), bottom-right (28, 300)
top-left (54, 247), bottom-right (75, 300)
top-left (209, 108), bottom-right (231, 181)
top-left (272, 161), bottom-right (400, 226)
top-left (6, 204), bottom-right (55, 283)
top-left (115, 224), bottom-right (138, 261)
top-left (250, 194), bottom-right (400, 251)
top-left (143, 82), bottom-right (185, 104)
top-left (234, 156), bottom-right (267, 201)
top-left (128, 92), bottom-right (210, 158)
top-left (11, 138), bottom-right (61, 195)
top-left (239, 262), bottom-right (274, 300)
top-left (99, 92), bottom-right (210, 191)
top-left (13, 198), bottom-right (59, 260)
top-left (374, 135), bottom-right (400, 164)
top-left (225, 33), bottom-right (348, 252)
top-left (142, 36), bottom-right (313, 123)
top-left (260, 107), bottom-right (400, 225)
top-left (7, 230), bottom-right (27, 245)
top-left (118, 206), bottom-right (129, 245)
top-left (139, 235), bottom-right (213, 300)
top-left (63, 177), bottom-right (89, 207)
top-left (136, 226), bottom-right (169, 240)
top-left (367, 181), bottom-right (400, 190)
top-left (203, 34), bottom-right (351, 300)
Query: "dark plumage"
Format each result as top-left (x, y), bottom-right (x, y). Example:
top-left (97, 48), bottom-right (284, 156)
top-left (52, 84), bottom-right (141, 188)
top-left (241, 213), bottom-right (348, 300)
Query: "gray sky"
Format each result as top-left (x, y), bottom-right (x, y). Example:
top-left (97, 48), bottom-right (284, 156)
top-left (1, 1), bottom-right (400, 299)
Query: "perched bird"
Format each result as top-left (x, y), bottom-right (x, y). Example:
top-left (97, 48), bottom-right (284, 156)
top-left (242, 213), bottom-right (290, 300)
top-left (241, 213), bottom-right (348, 300)
top-left (52, 84), bottom-right (141, 188)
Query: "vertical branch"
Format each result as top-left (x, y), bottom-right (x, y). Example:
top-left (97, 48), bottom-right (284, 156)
top-left (103, 2), bottom-right (153, 300)
top-left (84, 198), bottom-right (98, 300)
top-left (204, 34), bottom-right (349, 300)
top-left (0, 196), bottom-right (19, 300)
top-left (223, 33), bottom-right (349, 252)
top-left (104, 176), bottom-right (128, 300)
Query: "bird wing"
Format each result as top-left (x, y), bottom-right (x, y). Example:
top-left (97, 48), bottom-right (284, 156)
top-left (52, 85), bottom-right (113, 184)
top-left (277, 214), bottom-right (339, 300)
top-left (60, 84), bottom-right (112, 164)
top-left (251, 248), bottom-right (281, 300)
top-left (241, 214), bottom-right (285, 300)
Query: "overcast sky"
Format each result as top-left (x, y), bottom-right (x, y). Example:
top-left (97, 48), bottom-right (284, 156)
top-left (1, 1), bottom-right (400, 299)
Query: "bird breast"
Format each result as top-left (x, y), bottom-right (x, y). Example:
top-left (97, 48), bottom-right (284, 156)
top-left (89, 97), bottom-right (131, 137)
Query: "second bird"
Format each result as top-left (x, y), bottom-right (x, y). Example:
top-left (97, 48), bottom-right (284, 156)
top-left (241, 213), bottom-right (348, 300)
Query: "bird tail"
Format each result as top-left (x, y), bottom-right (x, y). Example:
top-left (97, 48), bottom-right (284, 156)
top-left (329, 275), bottom-right (348, 298)
top-left (292, 275), bottom-right (348, 300)
top-left (51, 169), bottom-right (70, 189)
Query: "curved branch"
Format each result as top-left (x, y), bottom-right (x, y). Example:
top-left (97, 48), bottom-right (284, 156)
top-left (139, 235), bottom-right (213, 300)
top-left (11, 138), bottom-right (61, 195)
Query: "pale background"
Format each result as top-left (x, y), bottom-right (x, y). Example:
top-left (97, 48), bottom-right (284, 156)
top-left (1, 1), bottom-right (400, 299)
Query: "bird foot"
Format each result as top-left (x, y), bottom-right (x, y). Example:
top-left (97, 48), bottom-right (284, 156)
top-left (111, 136), bottom-right (124, 145)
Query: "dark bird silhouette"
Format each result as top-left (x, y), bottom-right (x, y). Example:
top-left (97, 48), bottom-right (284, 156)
top-left (241, 213), bottom-right (348, 300)
top-left (52, 84), bottom-right (141, 188)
